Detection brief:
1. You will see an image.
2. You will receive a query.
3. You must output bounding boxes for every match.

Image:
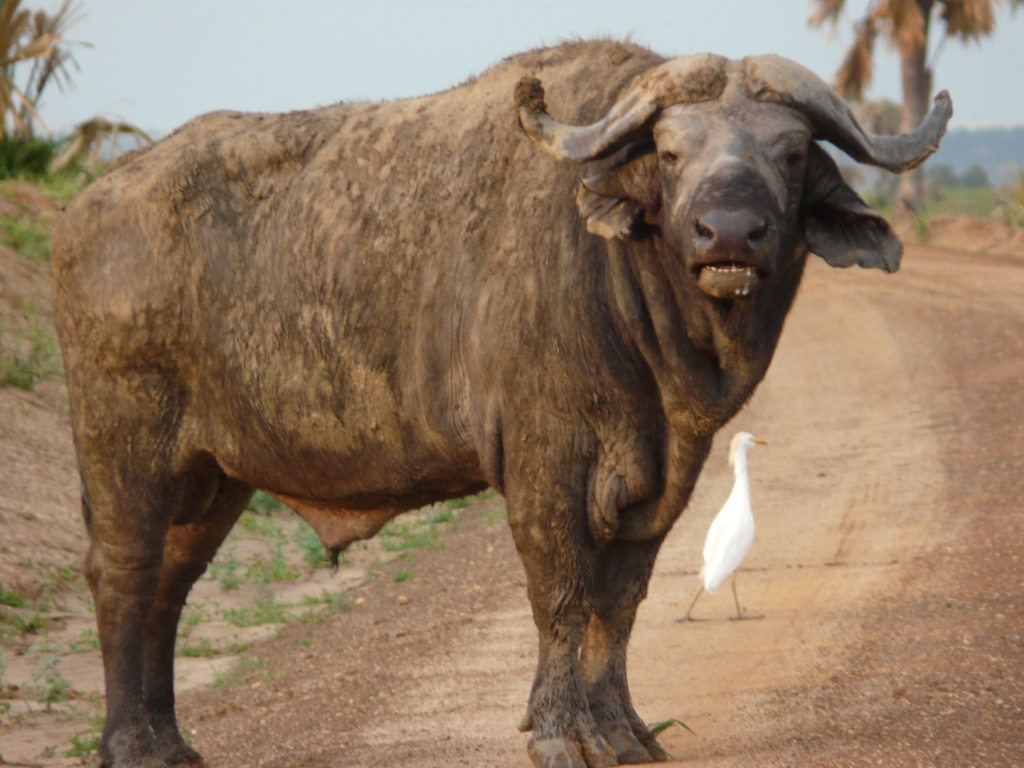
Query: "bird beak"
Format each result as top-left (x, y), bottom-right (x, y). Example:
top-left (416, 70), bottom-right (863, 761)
top-left (752, 437), bottom-right (767, 445)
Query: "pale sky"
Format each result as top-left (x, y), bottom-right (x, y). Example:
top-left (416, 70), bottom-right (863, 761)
top-left (33, 0), bottom-right (1024, 137)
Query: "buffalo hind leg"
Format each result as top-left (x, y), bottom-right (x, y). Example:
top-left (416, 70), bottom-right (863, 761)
top-left (83, 473), bottom-right (180, 768)
top-left (144, 474), bottom-right (253, 767)
top-left (580, 538), bottom-right (669, 763)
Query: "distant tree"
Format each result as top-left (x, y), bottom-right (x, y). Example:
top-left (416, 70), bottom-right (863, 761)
top-left (810, 0), bottom-right (1023, 216)
top-left (0, 0), bottom-right (86, 139)
top-left (959, 164), bottom-right (990, 187)
top-left (928, 162), bottom-right (959, 189)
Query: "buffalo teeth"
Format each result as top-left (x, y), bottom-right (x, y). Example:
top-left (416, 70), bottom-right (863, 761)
top-left (706, 264), bottom-right (757, 274)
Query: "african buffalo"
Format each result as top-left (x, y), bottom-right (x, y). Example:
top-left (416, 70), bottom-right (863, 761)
top-left (51, 39), bottom-right (950, 768)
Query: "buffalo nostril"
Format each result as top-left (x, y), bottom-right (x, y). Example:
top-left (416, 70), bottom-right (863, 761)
top-left (694, 219), bottom-right (715, 241)
top-left (747, 220), bottom-right (768, 244)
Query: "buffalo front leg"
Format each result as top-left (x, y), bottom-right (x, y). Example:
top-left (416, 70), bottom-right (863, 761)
top-left (144, 475), bottom-right (253, 767)
top-left (580, 538), bottom-right (669, 763)
top-left (509, 494), bottom-right (618, 768)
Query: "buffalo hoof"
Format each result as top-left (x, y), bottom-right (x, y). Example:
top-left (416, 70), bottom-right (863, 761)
top-left (164, 746), bottom-right (207, 768)
top-left (601, 721), bottom-right (654, 764)
top-left (100, 729), bottom-right (169, 768)
top-left (527, 734), bottom-right (618, 768)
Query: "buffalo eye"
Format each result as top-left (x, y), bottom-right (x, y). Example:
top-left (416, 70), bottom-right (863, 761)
top-left (785, 149), bottom-right (806, 167)
top-left (660, 150), bottom-right (679, 164)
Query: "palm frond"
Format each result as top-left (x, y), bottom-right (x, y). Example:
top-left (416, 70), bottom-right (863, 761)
top-left (51, 117), bottom-right (153, 172)
top-left (940, 0), bottom-right (998, 41)
top-left (874, 0), bottom-right (928, 55)
top-left (809, 0), bottom-right (849, 30)
top-left (835, 18), bottom-right (878, 101)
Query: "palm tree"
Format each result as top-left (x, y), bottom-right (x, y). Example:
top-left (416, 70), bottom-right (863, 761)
top-left (0, 0), bottom-right (86, 139)
top-left (810, 0), bottom-right (1022, 216)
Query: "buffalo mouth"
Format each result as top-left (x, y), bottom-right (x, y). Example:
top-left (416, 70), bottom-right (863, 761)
top-left (696, 261), bottom-right (764, 299)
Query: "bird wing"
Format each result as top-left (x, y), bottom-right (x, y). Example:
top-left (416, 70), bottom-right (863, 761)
top-left (701, 505), bottom-right (732, 567)
top-left (702, 516), bottom-right (755, 592)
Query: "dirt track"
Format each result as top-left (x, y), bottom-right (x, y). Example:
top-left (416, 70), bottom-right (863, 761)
top-left (167, 244), bottom-right (1024, 767)
top-left (2, 241), bottom-right (1022, 765)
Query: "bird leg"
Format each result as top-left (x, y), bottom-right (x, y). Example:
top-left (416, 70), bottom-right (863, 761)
top-left (727, 572), bottom-right (763, 620)
top-left (676, 585), bottom-right (707, 622)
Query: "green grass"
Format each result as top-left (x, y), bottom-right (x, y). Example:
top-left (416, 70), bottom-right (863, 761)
top-left (925, 187), bottom-right (999, 218)
top-left (210, 546), bottom-right (242, 590)
top-left (392, 568), bottom-right (413, 583)
top-left (27, 654), bottom-right (72, 709)
top-left (177, 637), bottom-right (218, 658)
top-left (237, 510), bottom-right (286, 539)
top-left (36, 166), bottom-right (95, 205)
top-left (222, 591), bottom-right (291, 628)
top-left (247, 490), bottom-right (289, 516)
top-left (68, 628), bottom-right (100, 653)
top-left (379, 521), bottom-right (442, 552)
top-left (176, 603), bottom-right (209, 639)
top-left (65, 731), bottom-right (101, 757)
top-left (296, 520), bottom-right (337, 568)
top-left (211, 655), bottom-right (265, 688)
top-left (0, 309), bottom-right (63, 391)
top-left (481, 506), bottom-right (508, 527)
top-left (0, 583), bottom-right (25, 607)
top-left (244, 540), bottom-right (300, 585)
top-left (0, 213), bottom-right (52, 261)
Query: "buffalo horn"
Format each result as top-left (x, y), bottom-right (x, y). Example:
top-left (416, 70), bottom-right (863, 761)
top-left (743, 54), bottom-right (952, 173)
top-left (515, 54), bottom-right (729, 164)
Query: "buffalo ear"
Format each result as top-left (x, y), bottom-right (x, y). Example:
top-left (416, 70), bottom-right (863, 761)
top-left (801, 142), bottom-right (902, 273)
top-left (576, 139), bottom-right (662, 240)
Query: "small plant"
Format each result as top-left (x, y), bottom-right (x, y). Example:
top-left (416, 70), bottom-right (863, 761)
top-left (68, 628), bottom-right (101, 653)
top-left (247, 490), bottom-right (288, 516)
top-left (392, 569), bottom-right (413, 583)
top-left (480, 506), bottom-right (508, 527)
top-left (0, 583), bottom-right (25, 607)
top-left (997, 172), bottom-right (1024, 228)
top-left (0, 310), bottom-right (63, 391)
top-left (0, 213), bottom-right (52, 261)
top-left (225, 641), bottom-right (249, 655)
top-left (176, 603), bottom-right (209, 639)
top-left (210, 546), bottom-right (242, 590)
top-left (222, 591), bottom-right (291, 628)
top-left (238, 510), bottom-right (284, 538)
top-left (211, 655), bottom-right (265, 688)
top-left (296, 520), bottom-right (336, 568)
top-left (0, 647), bottom-right (7, 684)
top-left (244, 540), bottom-right (300, 585)
top-left (297, 637), bottom-right (313, 647)
top-left (912, 212), bottom-right (930, 243)
top-left (65, 730), bottom-right (101, 757)
top-left (648, 718), bottom-right (695, 737)
top-left (12, 611), bottom-right (48, 634)
top-left (177, 637), bottom-right (218, 658)
top-left (379, 520), bottom-right (442, 552)
top-left (28, 654), bottom-right (72, 709)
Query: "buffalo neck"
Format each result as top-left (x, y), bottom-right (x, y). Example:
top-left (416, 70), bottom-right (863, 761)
top-left (607, 234), bottom-right (806, 435)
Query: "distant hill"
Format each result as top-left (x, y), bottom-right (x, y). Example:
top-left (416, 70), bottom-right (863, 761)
top-left (926, 126), bottom-right (1024, 185)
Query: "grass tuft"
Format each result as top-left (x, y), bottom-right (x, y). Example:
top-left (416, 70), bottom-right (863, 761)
top-left (0, 309), bottom-right (63, 391)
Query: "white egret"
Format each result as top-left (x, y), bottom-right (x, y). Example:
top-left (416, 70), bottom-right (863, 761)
top-left (677, 431), bottom-right (766, 622)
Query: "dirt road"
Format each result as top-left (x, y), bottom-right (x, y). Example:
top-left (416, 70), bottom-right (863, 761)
top-left (169, 244), bottom-right (1024, 767)
top-left (172, 246), bottom-right (1019, 768)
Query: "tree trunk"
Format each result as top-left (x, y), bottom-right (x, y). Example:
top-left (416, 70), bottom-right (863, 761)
top-left (897, 1), bottom-right (933, 217)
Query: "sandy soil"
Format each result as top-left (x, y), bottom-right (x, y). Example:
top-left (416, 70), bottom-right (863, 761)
top-left (2, 238), bottom-right (1024, 766)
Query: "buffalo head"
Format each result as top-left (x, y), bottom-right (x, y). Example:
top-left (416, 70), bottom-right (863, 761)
top-left (516, 54), bottom-right (952, 300)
